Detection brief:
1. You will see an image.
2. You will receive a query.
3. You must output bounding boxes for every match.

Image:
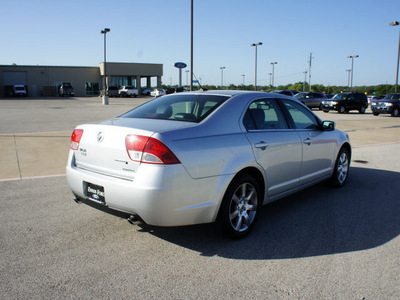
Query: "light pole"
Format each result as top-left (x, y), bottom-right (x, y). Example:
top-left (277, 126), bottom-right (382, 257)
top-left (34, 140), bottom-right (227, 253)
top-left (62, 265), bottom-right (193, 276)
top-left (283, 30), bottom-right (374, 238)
top-left (346, 69), bottom-right (351, 89)
top-left (270, 62), bottom-right (277, 89)
top-left (347, 55), bottom-right (359, 91)
top-left (251, 42), bottom-right (262, 90)
top-left (241, 74), bottom-right (245, 90)
top-left (268, 73), bottom-right (272, 89)
top-left (390, 21), bottom-right (400, 93)
top-left (220, 67), bottom-right (225, 89)
top-left (190, 0), bottom-right (194, 91)
top-left (303, 71), bottom-right (308, 92)
top-left (185, 70), bottom-right (190, 87)
top-left (100, 28), bottom-right (110, 105)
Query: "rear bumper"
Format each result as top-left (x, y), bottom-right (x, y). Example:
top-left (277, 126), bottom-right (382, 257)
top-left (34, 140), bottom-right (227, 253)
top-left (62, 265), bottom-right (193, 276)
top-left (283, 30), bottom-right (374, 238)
top-left (66, 153), bottom-right (231, 227)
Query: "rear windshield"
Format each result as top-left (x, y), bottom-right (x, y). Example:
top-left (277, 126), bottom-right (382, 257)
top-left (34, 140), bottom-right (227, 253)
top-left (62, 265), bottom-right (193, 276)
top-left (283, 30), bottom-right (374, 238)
top-left (108, 86), bottom-right (118, 90)
top-left (121, 94), bottom-right (229, 123)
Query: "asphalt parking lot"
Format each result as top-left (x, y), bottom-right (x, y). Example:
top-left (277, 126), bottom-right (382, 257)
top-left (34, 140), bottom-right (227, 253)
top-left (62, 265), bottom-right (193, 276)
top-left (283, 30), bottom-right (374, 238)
top-left (0, 96), bottom-right (399, 299)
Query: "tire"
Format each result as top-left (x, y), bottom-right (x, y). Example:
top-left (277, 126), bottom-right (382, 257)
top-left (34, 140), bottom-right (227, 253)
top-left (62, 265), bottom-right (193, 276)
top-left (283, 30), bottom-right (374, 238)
top-left (330, 147), bottom-right (350, 188)
top-left (359, 106), bottom-right (366, 114)
top-left (373, 112), bottom-right (379, 116)
top-left (391, 107), bottom-right (399, 117)
top-left (217, 174), bottom-right (261, 239)
top-left (339, 106), bottom-right (346, 114)
top-left (323, 110), bottom-right (329, 113)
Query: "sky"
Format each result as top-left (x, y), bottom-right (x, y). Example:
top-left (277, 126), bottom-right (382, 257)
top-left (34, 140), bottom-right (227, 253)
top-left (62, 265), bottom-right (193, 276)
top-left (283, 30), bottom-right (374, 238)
top-left (1, 0), bottom-right (400, 88)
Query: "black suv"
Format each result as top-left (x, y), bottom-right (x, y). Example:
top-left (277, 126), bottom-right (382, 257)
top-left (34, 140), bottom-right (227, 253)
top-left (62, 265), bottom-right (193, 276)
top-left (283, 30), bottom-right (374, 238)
top-left (321, 92), bottom-right (368, 114)
top-left (371, 93), bottom-right (400, 117)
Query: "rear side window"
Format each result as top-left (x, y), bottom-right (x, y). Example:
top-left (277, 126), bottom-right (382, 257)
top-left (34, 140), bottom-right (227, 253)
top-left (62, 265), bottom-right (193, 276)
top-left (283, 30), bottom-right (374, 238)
top-left (121, 94), bottom-right (229, 123)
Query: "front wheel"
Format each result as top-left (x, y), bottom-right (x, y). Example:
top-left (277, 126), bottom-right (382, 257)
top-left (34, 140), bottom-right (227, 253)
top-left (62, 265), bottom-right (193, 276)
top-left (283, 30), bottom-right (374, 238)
top-left (373, 112), bottom-right (379, 116)
top-left (391, 107), bottom-right (399, 117)
top-left (330, 147), bottom-right (350, 188)
top-left (217, 174), bottom-right (261, 239)
top-left (339, 106), bottom-right (346, 114)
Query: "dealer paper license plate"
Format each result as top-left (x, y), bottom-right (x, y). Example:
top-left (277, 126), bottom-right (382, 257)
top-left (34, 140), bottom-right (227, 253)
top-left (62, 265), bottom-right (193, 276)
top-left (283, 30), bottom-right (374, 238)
top-left (85, 182), bottom-right (105, 203)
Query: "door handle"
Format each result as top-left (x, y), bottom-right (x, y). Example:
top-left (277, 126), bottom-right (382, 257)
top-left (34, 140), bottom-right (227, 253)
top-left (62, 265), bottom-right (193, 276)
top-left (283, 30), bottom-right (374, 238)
top-left (303, 138), bottom-right (312, 145)
top-left (255, 142), bottom-right (269, 150)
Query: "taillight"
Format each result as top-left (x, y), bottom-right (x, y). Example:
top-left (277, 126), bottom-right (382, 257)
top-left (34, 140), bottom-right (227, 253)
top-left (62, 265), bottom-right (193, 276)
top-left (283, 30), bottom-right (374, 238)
top-left (70, 129), bottom-right (84, 150)
top-left (125, 134), bottom-right (180, 165)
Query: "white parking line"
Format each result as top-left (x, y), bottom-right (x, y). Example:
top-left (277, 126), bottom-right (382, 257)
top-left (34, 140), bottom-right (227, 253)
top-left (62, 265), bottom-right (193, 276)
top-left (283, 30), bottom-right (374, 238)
top-left (0, 173), bottom-right (66, 182)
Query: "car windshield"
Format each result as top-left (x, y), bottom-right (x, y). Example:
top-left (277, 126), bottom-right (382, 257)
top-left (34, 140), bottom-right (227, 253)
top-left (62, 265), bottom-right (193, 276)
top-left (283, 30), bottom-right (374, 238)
top-left (383, 93), bottom-right (400, 100)
top-left (121, 94), bottom-right (229, 123)
top-left (15, 87), bottom-right (25, 91)
top-left (332, 94), bottom-right (348, 100)
top-left (294, 92), bottom-right (307, 99)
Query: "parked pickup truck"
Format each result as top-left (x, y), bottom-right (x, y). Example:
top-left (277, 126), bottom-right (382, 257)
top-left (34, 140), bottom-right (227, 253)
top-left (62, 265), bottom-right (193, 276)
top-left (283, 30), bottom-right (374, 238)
top-left (58, 82), bottom-right (75, 97)
top-left (118, 85), bottom-right (138, 97)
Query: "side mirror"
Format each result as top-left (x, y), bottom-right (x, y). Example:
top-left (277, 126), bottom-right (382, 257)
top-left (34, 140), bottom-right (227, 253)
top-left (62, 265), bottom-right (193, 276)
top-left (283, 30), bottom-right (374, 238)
top-left (322, 120), bottom-right (335, 131)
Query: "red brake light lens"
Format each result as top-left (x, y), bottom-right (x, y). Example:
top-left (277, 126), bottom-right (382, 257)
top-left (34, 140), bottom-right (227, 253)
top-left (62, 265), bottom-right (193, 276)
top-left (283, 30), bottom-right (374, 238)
top-left (70, 129), bottom-right (84, 150)
top-left (125, 134), bottom-right (180, 165)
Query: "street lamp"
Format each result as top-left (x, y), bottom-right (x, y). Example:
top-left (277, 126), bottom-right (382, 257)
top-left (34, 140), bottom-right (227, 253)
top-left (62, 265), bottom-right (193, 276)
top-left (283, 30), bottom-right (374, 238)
top-left (241, 74), bottom-right (245, 90)
top-left (251, 42), bottom-right (262, 90)
top-left (100, 28), bottom-right (110, 105)
top-left (390, 21), bottom-right (400, 93)
top-left (220, 67), bottom-right (225, 89)
top-left (347, 55), bottom-right (359, 91)
top-left (346, 69), bottom-right (351, 89)
top-left (270, 62), bottom-right (278, 89)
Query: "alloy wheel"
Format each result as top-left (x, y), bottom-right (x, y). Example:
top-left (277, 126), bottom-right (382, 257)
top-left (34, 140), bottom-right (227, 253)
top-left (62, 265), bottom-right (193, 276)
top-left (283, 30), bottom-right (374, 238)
top-left (337, 152), bottom-right (349, 185)
top-left (229, 183), bottom-right (258, 232)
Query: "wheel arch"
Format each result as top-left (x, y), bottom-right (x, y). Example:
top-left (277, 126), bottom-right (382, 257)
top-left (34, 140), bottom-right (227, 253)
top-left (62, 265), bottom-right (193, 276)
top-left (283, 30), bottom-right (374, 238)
top-left (340, 142), bottom-right (352, 161)
top-left (212, 163), bottom-right (267, 223)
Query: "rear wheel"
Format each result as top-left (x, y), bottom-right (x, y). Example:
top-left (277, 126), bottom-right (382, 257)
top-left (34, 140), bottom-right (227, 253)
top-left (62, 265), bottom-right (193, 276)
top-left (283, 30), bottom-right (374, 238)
top-left (391, 107), bottom-right (399, 117)
top-left (359, 106), bottom-right (366, 114)
top-left (217, 174), bottom-right (261, 239)
top-left (330, 147), bottom-right (350, 188)
top-left (373, 112), bottom-right (379, 116)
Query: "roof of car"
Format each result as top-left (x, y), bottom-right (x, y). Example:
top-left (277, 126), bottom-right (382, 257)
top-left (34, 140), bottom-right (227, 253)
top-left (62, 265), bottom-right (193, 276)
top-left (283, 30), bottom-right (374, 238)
top-left (183, 90), bottom-right (270, 97)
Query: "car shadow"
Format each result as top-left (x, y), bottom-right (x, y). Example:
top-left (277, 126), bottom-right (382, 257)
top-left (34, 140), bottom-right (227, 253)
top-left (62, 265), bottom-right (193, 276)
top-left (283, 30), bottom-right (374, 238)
top-left (135, 166), bottom-right (400, 259)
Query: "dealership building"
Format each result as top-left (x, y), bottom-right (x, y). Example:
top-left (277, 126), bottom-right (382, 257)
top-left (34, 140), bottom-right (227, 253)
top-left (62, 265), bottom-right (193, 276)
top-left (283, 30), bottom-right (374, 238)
top-left (0, 62), bottom-right (163, 97)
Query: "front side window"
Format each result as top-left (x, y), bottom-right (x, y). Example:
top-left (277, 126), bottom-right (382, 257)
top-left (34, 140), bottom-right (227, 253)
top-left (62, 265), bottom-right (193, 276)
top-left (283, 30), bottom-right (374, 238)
top-left (384, 93), bottom-right (400, 100)
top-left (282, 100), bottom-right (319, 130)
top-left (332, 94), bottom-right (348, 100)
top-left (243, 99), bottom-right (288, 130)
top-left (121, 94), bottom-right (229, 123)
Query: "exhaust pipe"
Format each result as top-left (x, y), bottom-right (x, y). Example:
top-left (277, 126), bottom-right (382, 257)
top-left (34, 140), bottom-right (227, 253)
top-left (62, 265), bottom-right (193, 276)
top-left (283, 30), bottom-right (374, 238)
top-left (127, 214), bottom-right (141, 226)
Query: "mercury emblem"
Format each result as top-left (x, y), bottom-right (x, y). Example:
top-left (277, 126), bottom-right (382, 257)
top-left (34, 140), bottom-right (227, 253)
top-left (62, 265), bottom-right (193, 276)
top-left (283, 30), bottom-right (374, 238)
top-left (97, 132), bottom-right (104, 142)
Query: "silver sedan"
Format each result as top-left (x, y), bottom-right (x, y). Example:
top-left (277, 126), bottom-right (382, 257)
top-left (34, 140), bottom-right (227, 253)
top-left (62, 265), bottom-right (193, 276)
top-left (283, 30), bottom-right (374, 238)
top-left (66, 91), bottom-right (351, 238)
